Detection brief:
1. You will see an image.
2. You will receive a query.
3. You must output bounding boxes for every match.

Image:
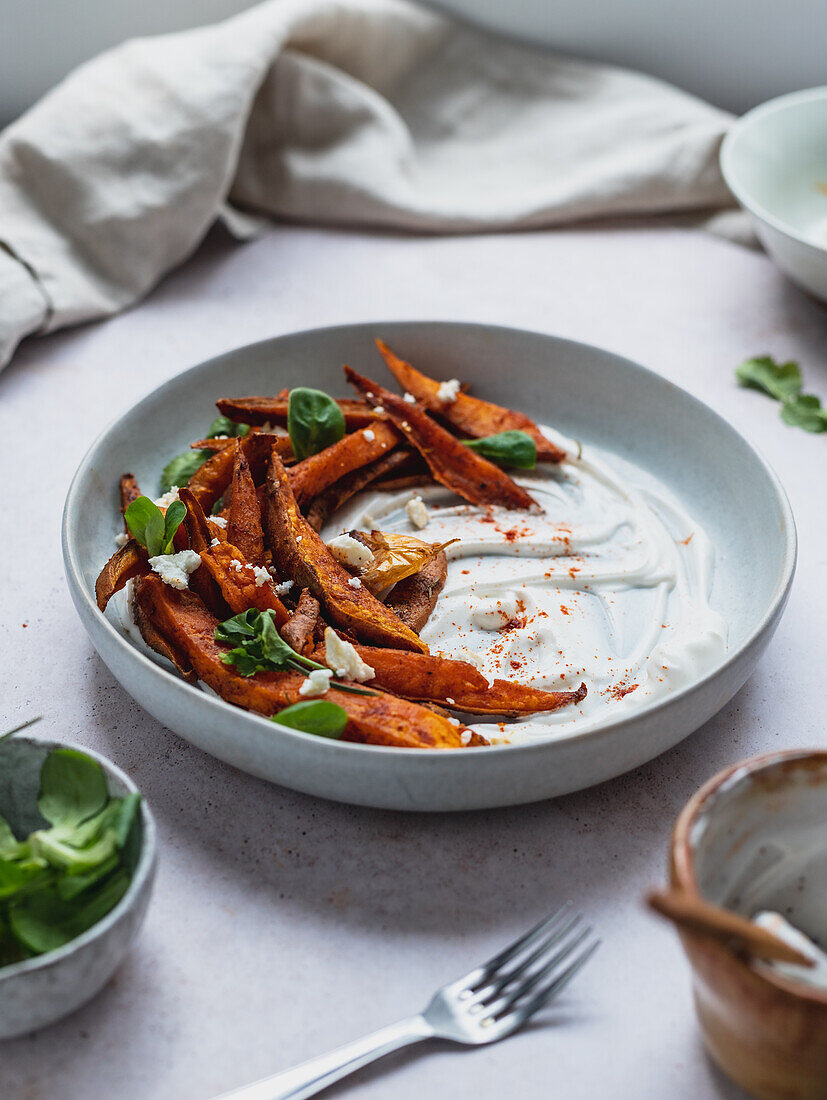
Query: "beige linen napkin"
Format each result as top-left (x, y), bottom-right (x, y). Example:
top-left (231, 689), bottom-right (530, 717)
top-left (0, 0), bottom-right (735, 369)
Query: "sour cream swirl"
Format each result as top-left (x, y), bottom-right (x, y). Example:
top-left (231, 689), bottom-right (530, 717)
top-left (327, 426), bottom-right (727, 745)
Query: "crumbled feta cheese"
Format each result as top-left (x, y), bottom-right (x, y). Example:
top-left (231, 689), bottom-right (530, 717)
top-left (153, 487), bottom-right (180, 509)
top-left (210, 538), bottom-right (221, 548)
top-left (211, 515), bottom-right (227, 528)
top-left (324, 628), bottom-right (375, 683)
top-left (115, 531), bottom-right (129, 547)
top-left (348, 577), bottom-right (362, 589)
top-left (296, 536), bottom-right (302, 543)
top-left (437, 378), bottom-right (461, 403)
top-left (403, 392), bottom-right (416, 404)
top-left (275, 579), bottom-right (294, 596)
top-left (460, 729), bottom-right (472, 745)
top-left (148, 550), bottom-right (201, 590)
top-left (298, 669), bottom-right (334, 697)
top-left (230, 559), bottom-right (243, 572)
top-left (406, 496), bottom-right (429, 530)
top-left (213, 434), bottom-right (229, 440)
top-left (363, 429), bottom-right (375, 442)
top-left (448, 717), bottom-right (461, 726)
top-left (251, 565), bottom-right (270, 587)
top-left (327, 533), bottom-right (373, 570)
top-left (446, 697), bottom-right (456, 705)
top-left (366, 392), bottom-right (374, 399)
top-left (374, 405), bottom-right (384, 414)
top-left (401, 421), bottom-right (410, 430)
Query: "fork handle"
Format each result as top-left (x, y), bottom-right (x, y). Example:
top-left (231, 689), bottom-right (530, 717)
top-left (213, 1015), bottom-right (434, 1100)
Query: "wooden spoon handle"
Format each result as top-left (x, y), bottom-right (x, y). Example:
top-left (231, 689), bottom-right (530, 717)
top-left (647, 889), bottom-right (814, 967)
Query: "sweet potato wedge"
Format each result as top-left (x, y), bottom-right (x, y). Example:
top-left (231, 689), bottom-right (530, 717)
top-left (132, 582), bottom-right (196, 683)
top-left (376, 339), bottom-right (566, 463)
top-left (280, 591), bottom-right (320, 656)
top-left (228, 439), bottom-right (265, 564)
top-left (179, 488), bottom-right (289, 624)
top-left (344, 367), bottom-right (538, 511)
top-left (216, 396), bottom-right (385, 430)
top-left (264, 450), bottom-right (429, 652)
top-left (119, 474), bottom-right (142, 523)
top-left (384, 551), bottom-right (447, 632)
top-left (186, 432), bottom-right (289, 511)
top-left (288, 422), bottom-right (401, 508)
top-left (134, 578), bottom-right (478, 747)
top-left (95, 540), bottom-right (148, 611)
top-left (340, 645), bottom-right (587, 716)
top-left (305, 449), bottom-right (412, 532)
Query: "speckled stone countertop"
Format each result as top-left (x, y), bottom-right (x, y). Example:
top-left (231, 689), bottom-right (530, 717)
top-left (1, 222), bottom-right (825, 1100)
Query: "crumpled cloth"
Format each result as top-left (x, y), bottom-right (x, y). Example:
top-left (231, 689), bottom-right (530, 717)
top-left (0, 0), bottom-right (735, 370)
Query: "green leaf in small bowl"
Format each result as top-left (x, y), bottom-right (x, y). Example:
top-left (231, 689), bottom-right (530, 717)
top-left (37, 750), bottom-right (109, 831)
top-left (271, 700), bottom-right (348, 739)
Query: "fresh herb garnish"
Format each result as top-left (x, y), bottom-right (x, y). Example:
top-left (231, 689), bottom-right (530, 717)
top-left (736, 355), bottom-right (826, 433)
top-left (0, 748), bottom-right (141, 964)
top-left (287, 388), bottom-right (346, 461)
top-left (158, 417), bottom-right (249, 493)
top-left (205, 416), bottom-right (249, 440)
top-left (271, 700), bottom-right (348, 739)
top-left (215, 609), bottom-right (374, 696)
top-left (780, 393), bottom-right (827, 433)
top-left (125, 496), bottom-right (186, 557)
top-left (159, 450), bottom-right (212, 494)
top-left (463, 430), bottom-right (537, 468)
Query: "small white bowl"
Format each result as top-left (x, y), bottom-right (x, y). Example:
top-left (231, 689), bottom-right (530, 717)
top-left (721, 87), bottom-right (827, 302)
top-left (0, 737), bottom-right (157, 1039)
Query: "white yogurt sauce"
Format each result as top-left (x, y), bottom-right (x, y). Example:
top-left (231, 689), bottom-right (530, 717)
top-left (326, 426), bottom-right (727, 745)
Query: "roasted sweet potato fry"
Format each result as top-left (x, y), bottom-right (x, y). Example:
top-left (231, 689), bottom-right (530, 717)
top-left (288, 422), bottom-right (401, 508)
top-left (95, 540), bottom-right (148, 611)
top-left (280, 591), bottom-right (320, 656)
top-left (344, 367), bottom-right (538, 511)
top-left (216, 396), bottom-right (385, 430)
top-left (264, 450), bottom-right (429, 652)
top-left (383, 550), bottom-right (447, 632)
top-left (376, 339), bottom-right (566, 463)
top-left (305, 449), bottom-right (412, 532)
top-left (338, 645), bottom-right (587, 716)
top-left (186, 432), bottom-right (290, 511)
top-left (228, 439), bottom-right (264, 563)
top-left (132, 582), bottom-right (196, 683)
top-left (119, 475), bottom-right (142, 527)
top-left (180, 488), bottom-right (289, 624)
top-left (135, 578), bottom-right (478, 747)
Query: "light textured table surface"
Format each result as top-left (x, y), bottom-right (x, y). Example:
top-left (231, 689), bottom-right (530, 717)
top-left (1, 222), bottom-right (825, 1100)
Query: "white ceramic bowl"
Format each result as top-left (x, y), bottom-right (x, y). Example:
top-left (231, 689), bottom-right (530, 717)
top-left (62, 322), bottom-right (796, 811)
top-left (0, 737), bottom-right (156, 1039)
top-left (721, 87), bottom-right (827, 302)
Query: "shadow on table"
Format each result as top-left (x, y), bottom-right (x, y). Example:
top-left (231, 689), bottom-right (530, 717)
top-left (81, 647), bottom-right (782, 941)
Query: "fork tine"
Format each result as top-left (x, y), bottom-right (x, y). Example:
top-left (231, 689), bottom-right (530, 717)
top-left (486, 912), bottom-right (582, 997)
top-left (468, 904), bottom-right (572, 985)
top-left (513, 938), bottom-right (601, 1023)
top-left (484, 925), bottom-right (593, 1018)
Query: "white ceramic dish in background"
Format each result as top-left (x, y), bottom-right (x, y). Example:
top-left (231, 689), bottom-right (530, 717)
top-left (0, 737), bottom-right (156, 1040)
top-left (721, 87), bottom-right (827, 303)
top-left (62, 322), bottom-right (796, 812)
top-left (671, 751), bottom-right (827, 1099)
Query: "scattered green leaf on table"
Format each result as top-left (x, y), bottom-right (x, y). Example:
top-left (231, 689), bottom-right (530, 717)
top-left (736, 356), bottom-right (802, 401)
top-left (780, 393), bottom-right (827, 433)
top-left (272, 700), bottom-right (348, 738)
top-left (464, 430), bottom-right (537, 469)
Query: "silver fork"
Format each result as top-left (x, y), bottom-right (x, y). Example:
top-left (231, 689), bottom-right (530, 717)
top-left (215, 906), bottom-right (599, 1100)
